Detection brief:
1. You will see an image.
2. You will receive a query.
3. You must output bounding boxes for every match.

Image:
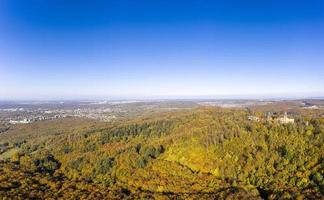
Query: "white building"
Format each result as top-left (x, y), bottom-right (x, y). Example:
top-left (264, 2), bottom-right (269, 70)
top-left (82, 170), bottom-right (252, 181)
top-left (276, 112), bottom-right (294, 124)
top-left (248, 115), bottom-right (260, 122)
top-left (9, 118), bottom-right (32, 124)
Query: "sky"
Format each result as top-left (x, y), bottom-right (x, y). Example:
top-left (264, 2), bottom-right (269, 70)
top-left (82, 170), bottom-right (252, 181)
top-left (0, 0), bottom-right (323, 100)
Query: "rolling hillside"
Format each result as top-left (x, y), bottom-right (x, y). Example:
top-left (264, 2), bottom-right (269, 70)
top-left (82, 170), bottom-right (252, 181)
top-left (0, 107), bottom-right (323, 199)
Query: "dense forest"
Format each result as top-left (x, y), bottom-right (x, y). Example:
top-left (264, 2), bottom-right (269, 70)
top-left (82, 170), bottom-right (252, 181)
top-left (0, 107), bottom-right (323, 199)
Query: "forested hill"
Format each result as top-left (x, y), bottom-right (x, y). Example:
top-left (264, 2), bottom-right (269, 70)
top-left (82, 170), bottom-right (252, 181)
top-left (0, 107), bottom-right (323, 199)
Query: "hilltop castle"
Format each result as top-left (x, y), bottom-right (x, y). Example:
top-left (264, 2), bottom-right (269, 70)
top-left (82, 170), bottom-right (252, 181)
top-left (248, 112), bottom-right (294, 124)
top-left (276, 112), bottom-right (294, 124)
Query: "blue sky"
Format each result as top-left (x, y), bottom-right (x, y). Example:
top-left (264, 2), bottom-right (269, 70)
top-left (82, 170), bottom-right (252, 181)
top-left (0, 0), bottom-right (323, 99)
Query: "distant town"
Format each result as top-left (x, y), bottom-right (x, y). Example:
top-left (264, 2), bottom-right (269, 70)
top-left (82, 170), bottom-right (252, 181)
top-left (0, 99), bottom-right (323, 126)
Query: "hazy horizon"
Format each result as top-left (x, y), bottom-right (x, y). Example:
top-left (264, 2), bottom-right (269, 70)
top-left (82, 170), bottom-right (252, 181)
top-left (1, 93), bottom-right (324, 102)
top-left (1, 0), bottom-right (323, 99)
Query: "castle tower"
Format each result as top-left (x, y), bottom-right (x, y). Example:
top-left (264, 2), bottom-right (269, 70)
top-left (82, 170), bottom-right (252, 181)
top-left (284, 112), bottom-right (288, 120)
top-left (266, 112), bottom-right (272, 122)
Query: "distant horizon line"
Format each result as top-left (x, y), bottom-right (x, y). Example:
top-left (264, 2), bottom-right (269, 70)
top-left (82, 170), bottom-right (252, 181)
top-left (1, 94), bottom-right (324, 102)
